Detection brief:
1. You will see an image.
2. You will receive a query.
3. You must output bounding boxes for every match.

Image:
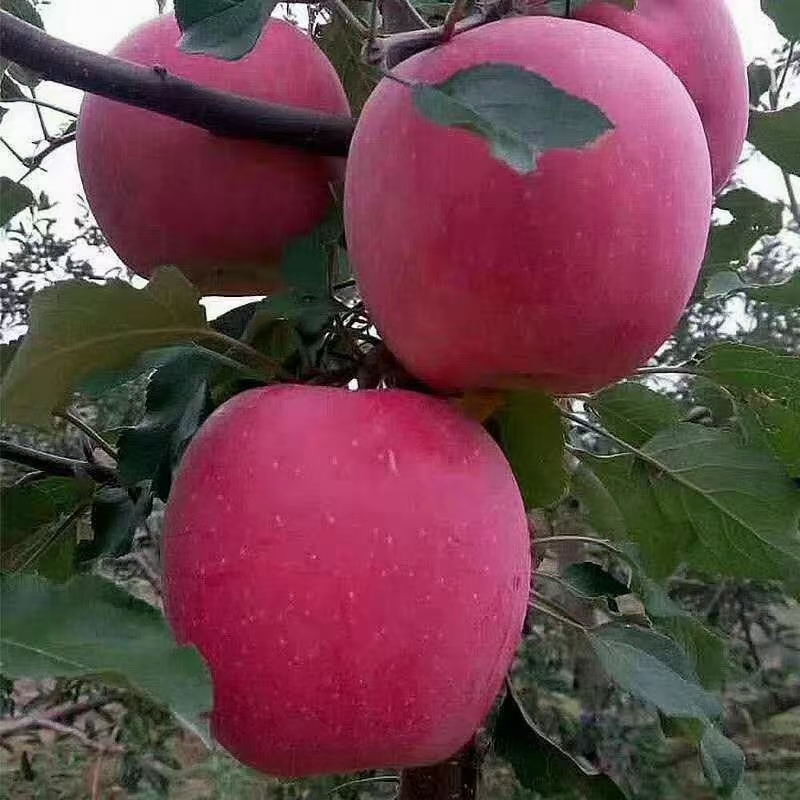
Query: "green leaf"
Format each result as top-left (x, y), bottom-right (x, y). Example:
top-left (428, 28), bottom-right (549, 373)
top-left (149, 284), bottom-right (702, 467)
top-left (639, 425), bottom-right (800, 582)
top-left (493, 391), bottom-right (567, 508)
top-left (0, 0), bottom-right (43, 27)
top-left (700, 724), bottom-right (746, 796)
top-left (0, 72), bottom-right (25, 100)
top-left (748, 103), bottom-right (800, 176)
top-left (588, 623), bottom-right (722, 720)
top-left (314, 12), bottom-right (377, 113)
top-left (761, 0), bottom-right (800, 41)
top-left (77, 487), bottom-right (150, 561)
top-left (561, 562), bottom-right (629, 602)
top-left (704, 189), bottom-right (783, 273)
top-left (0, 574), bottom-right (213, 743)
top-left (0, 176), bottom-right (34, 225)
top-left (117, 348), bottom-right (219, 497)
top-left (570, 460), bottom-right (627, 541)
top-left (279, 210), bottom-right (341, 298)
top-left (704, 269), bottom-right (748, 299)
top-left (745, 271), bottom-right (800, 307)
top-left (584, 453), bottom-right (689, 579)
top-left (738, 395), bottom-right (800, 477)
top-left (637, 579), bottom-right (727, 689)
top-left (589, 383), bottom-right (682, 447)
top-left (175, 0), bottom-right (277, 60)
top-left (0, 268), bottom-right (210, 427)
top-left (697, 344), bottom-right (800, 410)
top-left (412, 63), bottom-right (613, 174)
top-left (494, 686), bottom-right (626, 799)
top-left (1, 477), bottom-right (93, 551)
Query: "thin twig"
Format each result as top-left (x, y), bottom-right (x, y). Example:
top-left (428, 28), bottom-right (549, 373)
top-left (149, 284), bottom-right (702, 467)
top-left (0, 694), bottom-right (126, 739)
top-left (0, 94), bottom-right (78, 116)
top-left (534, 534), bottom-right (637, 567)
top-left (34, 718), bottom-right (124, 754)
top-left (0, 439), bottom-right (118, 483)
top-left (58, 409), bottom-right (118, 461)
top-left (15, 503), bottom-right (89, 572)
top-left (18, 131), bottom-right (76, 181)
top-left (329, 0), bottom-right (369, 35)
top-left (30, 86), bottom-right (51, 141)
top-left (529, 598), bottom-right (589, 634)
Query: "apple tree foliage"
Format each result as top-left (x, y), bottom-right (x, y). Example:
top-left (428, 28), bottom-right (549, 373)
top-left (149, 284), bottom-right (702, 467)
top-left (1, 1), bottom-right (799, 798)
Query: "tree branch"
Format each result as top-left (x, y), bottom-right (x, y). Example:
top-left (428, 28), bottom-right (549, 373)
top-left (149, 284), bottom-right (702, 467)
top-left (0, 10), bottom-right (354, 157)
top-left (399, 739), bottom-right (479, 800)
top-left (0, 439), bottom-right (118, 484)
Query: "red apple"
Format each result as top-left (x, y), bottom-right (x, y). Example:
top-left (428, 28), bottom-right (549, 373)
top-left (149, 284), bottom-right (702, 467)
top-left (162, 385), bottom-right (531, 776)
top-left (76, 15), bottom-right (350, 295)
top-left (574, 0), bottom-right (748, 193)
top-left (344, 16), bottom-right (712, 395)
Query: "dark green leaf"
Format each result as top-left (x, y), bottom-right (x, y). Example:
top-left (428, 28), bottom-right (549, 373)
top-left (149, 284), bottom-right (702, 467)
top-left (412, 63), bottom-right (613, 174)
top-left (700, 724), bottom-right (746, 796)
top-left (116, 348), bottom-right (222, 495)
top-left (1, 477), bottom-right (93, 551)
top-left (0, 268), bottom-right (210, 426)
top-left (697, 344), bottom-right (800, 410)
top-left (0, 0), bottom-right (43, 27)
top-left (640, 425), bottom-right (800, 582)
top-left (561, 562), bottom-right (629, 601)
top-left (77, 487), bottom-right (150, 561)
top-left (704, 269), bottom-right (747, 298)
top-left (588, 623), bottom-right (722, 720)
top-left (570, 460), bottom-right (627, 541)
top-left (494, 686), bottom-right (626, 799)
top-left (583, 453), bottom-right (689, 579)
top-left (314, 12), bottom-right (377, 113)
top-left (279, 209), bottom-right (342, 297)
top-left (746, 271), bottom-right (800, 307)
top-left (0, 176), bottom-right (34, 225)
top-left (175, 0), bottom-right (277, 60)
top-left (748, 103), bottom-right (800, 176)
top-left (761, 0), bottom-right (800, 41)
top-left (704, 189), bottom-right (783, 272)
top-left (737, 395), bottom-right (800, 477)
top-left (493, 391), bottom-right (567, 508)
top-left (637, 580), bottom-right (727, 689)
top-left (589, 383), bottom-right (682, 447)
top-left (0, 73), bottom-right (25, 100)
top-left (0, 574), bottom-right (212, 743)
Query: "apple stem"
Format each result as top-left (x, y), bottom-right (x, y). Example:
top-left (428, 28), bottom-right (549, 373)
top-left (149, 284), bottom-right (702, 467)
top-left (398, 740), bottom-right (480, 799)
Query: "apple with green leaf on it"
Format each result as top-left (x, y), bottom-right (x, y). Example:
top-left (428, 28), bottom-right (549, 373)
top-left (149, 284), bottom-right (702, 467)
top-left (162, 384), bottom-right (531, 776)
top-left (573, 0), bottom-right (748, 194)
top-left (76, 15), bottom-right (350, 296)
top-left (344, 16), bottom-right (712, 395)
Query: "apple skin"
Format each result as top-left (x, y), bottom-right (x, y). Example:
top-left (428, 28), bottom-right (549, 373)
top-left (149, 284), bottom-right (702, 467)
top-left (76, 15), bottom-right (350, 295)
top-left (344, 17), bottom-right (711, 395)
top-left (573, 0), bottom-right (747, 194)
top-left (162, 385), bottom-right (531, 776)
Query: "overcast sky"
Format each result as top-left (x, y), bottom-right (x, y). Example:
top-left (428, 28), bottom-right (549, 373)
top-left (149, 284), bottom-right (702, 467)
top-left (0, 0), bottom-right (796, 326)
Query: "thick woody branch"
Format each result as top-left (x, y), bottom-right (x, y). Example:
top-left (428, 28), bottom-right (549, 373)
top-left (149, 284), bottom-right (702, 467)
top-left (0, 10), bottom-right (354, 157)
top-left (399, 740), bottom-right (480, 799)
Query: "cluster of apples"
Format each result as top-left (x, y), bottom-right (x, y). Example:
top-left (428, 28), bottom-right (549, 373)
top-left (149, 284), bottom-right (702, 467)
top-left (76, 1), bottom-right (747, 778)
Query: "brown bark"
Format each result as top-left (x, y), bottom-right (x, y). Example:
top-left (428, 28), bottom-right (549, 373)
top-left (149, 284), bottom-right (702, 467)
top-left (0, 11), bottom-right (354, 157)
top-left (399, 741), bottom-right (480, 800)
